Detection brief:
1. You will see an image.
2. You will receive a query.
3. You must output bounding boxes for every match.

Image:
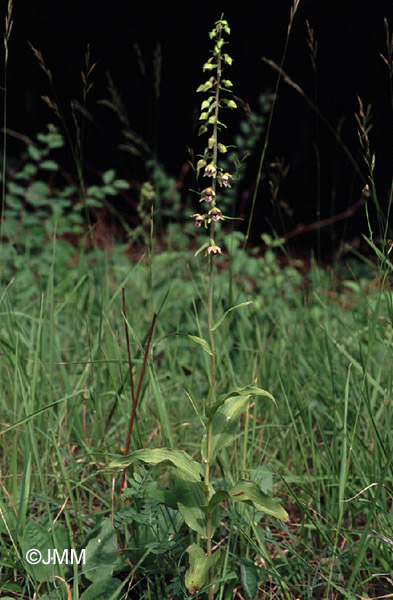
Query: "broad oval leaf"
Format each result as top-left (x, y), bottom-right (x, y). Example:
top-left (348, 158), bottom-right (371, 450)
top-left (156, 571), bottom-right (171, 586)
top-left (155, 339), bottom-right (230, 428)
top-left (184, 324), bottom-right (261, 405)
top-left (109, 448), bottom-right (204, 483)
top-left (229, 480), bottom-right (288, 521)
top-left (175, 479), bottom-right (206, 537)
top-left (80, 577), bottom-right (122, 600)
top-left (84, 518), bottom-right (118, 583)
top-left (202, 394), bottom-right (249, 462)
top-left (185, 544), bottom-right (220, 595)
top-left (21, 521), bottom-right (69, 582)
top-left (240, 558), bottom-right (259, 600)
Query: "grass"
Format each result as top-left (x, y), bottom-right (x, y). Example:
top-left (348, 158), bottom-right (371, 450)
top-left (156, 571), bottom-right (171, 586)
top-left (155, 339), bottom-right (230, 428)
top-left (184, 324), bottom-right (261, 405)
top-left (0, 235), bottom-right (392, 599)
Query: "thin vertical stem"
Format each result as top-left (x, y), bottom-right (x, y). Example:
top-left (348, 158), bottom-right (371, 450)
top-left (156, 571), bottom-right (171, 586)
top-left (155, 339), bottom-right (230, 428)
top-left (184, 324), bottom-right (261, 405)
top-left (204, 23), bottom-right (224, 600)
top-left (122, 288), bottom-right (136, 405)
top-left (120, 289), bottom-right (157, 492)
top-left (243, 0), bottom-right (301, 248)
top-left (205, 254), bottom-right (215, 600)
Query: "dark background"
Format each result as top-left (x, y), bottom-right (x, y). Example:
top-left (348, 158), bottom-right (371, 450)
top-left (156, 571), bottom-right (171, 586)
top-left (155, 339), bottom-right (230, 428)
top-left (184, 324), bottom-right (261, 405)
top-left (4, 0), bottom-right (393, 257)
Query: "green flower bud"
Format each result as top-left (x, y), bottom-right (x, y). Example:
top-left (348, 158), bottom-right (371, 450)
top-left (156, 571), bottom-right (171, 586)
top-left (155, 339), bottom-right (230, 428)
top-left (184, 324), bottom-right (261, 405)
top-left (196, 159), bottom-right (207, 176)
top-left (196, 80), bottom-right (213, 93)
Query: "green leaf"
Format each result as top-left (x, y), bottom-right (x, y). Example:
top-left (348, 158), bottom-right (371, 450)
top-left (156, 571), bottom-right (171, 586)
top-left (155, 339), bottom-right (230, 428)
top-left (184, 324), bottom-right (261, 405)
top-left (187, 335), bottom-right (212, 355)
top-left (27, 145), bottom-right (42, 161)
top-left (175, 479), bottom-right (206, 536)
top-left (220, 384), bottom-right (276, 407)
top-left (216, 120), bottom-right (227, 129)
top-left (229, 480), bottom-right (288, 520)
top-left (109, 448), bottom-right (204, 482)
top-left (25, 181), bottom-right (49, 206)
top-left (21, 521), bottom-right (69, 582)
top-left (40, 160), bottom-right (59, 170)
top-left (240, 558), bottom-right (259, 600)
top-left (149, 487), bottom-right (178, 510)
top-left (211, 301), bottom-right (253, 331)
top-left (195, 241), bottom-right (210, 256)
top-left (185, 544), bottom-right (220, 595)
top-left (84, 519), bottom-right (118, 583)
top-left (202, 386), bottom-right (275, 462)
top-left (203, 490), bottom-right (229, 514)
top-left (113, 179), bottom-right (129, 190)
top-left (7, 182), bottom-right (26, 196)
top-left (102, 169), bottom-right (116, 184)
top-left (80, 578), bottom-right (122, 600)
top-left (202, 394), bottom-right (249, 462)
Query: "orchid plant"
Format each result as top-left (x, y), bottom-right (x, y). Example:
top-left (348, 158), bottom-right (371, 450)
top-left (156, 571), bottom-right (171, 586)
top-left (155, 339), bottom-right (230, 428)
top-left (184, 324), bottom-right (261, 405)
top-left (111, 16), bottom-right (288, 598)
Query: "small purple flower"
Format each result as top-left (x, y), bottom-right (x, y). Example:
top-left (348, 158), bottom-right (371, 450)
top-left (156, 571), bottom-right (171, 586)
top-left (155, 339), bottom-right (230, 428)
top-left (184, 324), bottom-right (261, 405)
top-left (191, 213), bottom-right (205, 227)
top-left (208, 207), bottom-right (222, 222)
top-left (204, 163), bottom-right (217, 178)
top-left (220, 172), bottom-right (233, 187)
top-left (207, 244), bottom-right (222, 255)
top-left (200, 187), bottom-right (216, 203)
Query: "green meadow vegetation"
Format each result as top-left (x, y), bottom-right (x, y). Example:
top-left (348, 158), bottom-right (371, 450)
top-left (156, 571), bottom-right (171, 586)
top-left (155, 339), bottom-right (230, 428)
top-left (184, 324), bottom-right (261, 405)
top-left (1, 2), bottom-right (393, 599)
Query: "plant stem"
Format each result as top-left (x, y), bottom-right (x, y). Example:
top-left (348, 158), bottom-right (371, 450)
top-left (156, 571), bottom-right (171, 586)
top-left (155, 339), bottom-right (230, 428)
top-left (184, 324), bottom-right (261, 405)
top-left (120, 291), bottom-right (157, 492)
top-left (205, 253), bottom-right (215, 600)
top-left (203, 22), bottom-right (224, 600)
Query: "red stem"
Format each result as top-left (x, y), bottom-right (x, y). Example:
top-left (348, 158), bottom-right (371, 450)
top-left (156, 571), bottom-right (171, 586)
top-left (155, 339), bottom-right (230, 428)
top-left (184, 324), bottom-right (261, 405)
top-left (120, 295), bottom-right (157, 492)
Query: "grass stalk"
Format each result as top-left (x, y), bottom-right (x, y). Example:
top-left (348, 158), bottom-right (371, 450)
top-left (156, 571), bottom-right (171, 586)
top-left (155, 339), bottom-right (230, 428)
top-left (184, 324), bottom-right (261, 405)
top-left (1, 0), bottom-right (13, 257)
top-left (120, 288), bottom-right (157, 491)
top-left (243, 0), bottom-right (301, 247)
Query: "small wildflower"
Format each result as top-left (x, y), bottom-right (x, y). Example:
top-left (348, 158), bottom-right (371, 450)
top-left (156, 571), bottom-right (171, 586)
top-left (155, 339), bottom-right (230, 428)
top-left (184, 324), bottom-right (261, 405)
top-left (200, 187), bottom-right (216, 203)
top-left (207, 244), bottom-right (222, 255)
top-left (208, 207), bottom-right (223, 222)
top-left (220, 172), bottom-right (233, 187)
top-left (191, 213), bottom-right (205, 227)
top-left (204, 163), bottom-right (217, 178)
